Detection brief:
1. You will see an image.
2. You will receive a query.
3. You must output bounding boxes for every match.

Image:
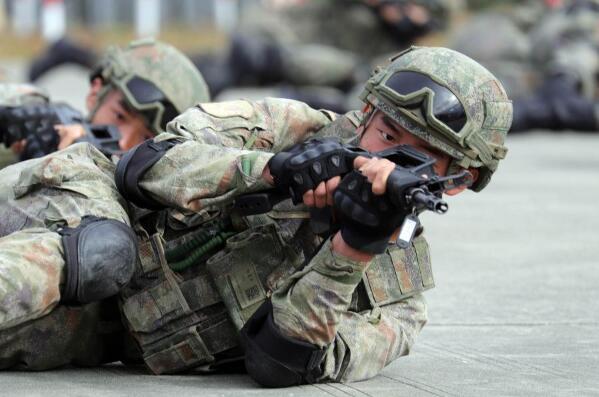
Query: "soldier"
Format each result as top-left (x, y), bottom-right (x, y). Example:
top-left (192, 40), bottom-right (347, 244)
top-left (0, 39), bottom-right (210, 368)
top-left (0, 47), bottom-right (512, 386)
top-left (3, 38), bottom-right (210, 159)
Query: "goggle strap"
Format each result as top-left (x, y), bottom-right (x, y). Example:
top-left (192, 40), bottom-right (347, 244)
top-left (465, 133), bottom-right (494, 166)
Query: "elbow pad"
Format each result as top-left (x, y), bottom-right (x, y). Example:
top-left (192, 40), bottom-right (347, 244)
top-left (240, 301), bottom-right (326, 388)
top-left (115, 139), bottom-right (181, 209)
top-left (59, 216), bottom-right (137, 304)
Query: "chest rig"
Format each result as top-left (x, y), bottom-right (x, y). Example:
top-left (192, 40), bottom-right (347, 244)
top-left (119, 204), bottom-right (320, 374)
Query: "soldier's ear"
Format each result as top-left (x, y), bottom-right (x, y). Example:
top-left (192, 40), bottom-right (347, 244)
top-left (86, 77), bottom-right (104, 112)
top-left (445, 168), bottom-right (479, 196)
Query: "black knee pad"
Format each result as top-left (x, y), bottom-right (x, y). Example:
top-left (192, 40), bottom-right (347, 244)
top-left (59, 216), bottom-right (138, 304)
top-left (241, 301), bottom-right (326, 387)
top-left (115, 138), bottom-right (182, 209)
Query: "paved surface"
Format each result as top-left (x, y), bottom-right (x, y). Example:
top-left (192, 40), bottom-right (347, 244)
top-left (1, 62), bottom-right (598, 396)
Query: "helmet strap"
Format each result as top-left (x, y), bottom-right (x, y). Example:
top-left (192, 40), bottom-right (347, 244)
top-left (357, 106), bottom-right (377, 140)
top-left (87, 83), bottom-right (113, 122)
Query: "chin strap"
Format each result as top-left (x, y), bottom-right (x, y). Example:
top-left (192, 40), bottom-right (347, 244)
top-left (87, 83), bottom-right (113, 122)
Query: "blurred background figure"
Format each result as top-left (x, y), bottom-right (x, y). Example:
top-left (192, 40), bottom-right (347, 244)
top-left (511, 0), bottom-right (599, 132)
top-left (14, 0), bottom-right (455, 114)
top-left (449, 0), bottom-right (599, 133)
top-left (197, 0), bottom-right (457, 112)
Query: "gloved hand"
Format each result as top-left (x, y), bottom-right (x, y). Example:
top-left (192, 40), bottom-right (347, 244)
top-left (333, 167), bottom-right (424, 254)
top-left (267, 137), bottom-right (363, 204)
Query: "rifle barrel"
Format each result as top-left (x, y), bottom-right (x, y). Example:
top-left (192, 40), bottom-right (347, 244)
top-left (409, 188), bottom-right (448, 214)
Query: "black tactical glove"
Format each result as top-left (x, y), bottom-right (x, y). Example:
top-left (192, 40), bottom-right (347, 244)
top-left (0, 105), bottom-right (58, 158)
top-left (333, 168), bottom-right (425, 254)
top-left (0, 106), bottom-right (28, 146)
top-left (267, 137), bottom-right (364, 204)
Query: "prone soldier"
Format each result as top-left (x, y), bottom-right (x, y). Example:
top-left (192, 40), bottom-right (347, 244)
top-left (0, 39), bottom-right (209, 368)
top-left (199, 0), bottom-right (454, 113)
top-left (0, 47), bottom-right (512, 385)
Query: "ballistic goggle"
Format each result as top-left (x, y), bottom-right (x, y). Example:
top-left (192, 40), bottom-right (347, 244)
top-left (91, 58), bottom-right (178, 134)
top-left (118, 76), bottom-right (178, 134)
top-left (375, 70), bottom-right (471, 143)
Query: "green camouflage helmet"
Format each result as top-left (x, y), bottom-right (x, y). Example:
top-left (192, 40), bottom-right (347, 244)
top-left (359, 46), bottom-right (512, 191)
top-left (91, 38), bottom-right (210, 135)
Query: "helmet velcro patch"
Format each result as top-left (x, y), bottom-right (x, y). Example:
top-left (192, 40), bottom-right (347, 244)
top-left (483, 101), bottom-right (513, 131)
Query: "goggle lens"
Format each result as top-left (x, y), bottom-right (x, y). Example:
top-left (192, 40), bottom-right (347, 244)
top-left (125, 77), bottom-right (178, 130)
top-left (384, 71), bottom-right (468, 133)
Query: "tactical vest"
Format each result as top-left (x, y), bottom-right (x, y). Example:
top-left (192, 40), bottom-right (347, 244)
top-left (118, 116), bottom-right (435, 375)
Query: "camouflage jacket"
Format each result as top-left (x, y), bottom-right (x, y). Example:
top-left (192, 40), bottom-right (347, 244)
top-left (120, 98), bottom-right (432, 382)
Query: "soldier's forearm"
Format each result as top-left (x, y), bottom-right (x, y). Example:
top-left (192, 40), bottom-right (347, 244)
top-left (137, 138), bottom-right (274, 212)
top-left (270, 238), bottom-right (372, 347)
top-left (319, 295), bottom-right (428, 382)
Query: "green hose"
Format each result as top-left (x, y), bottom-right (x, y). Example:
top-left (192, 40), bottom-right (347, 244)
top-left (164, 219), bottom-right (230, 262)
top-left (165, 229), bottom-right (213, 262)
top-left (168, 231), bottom-right (236, 272)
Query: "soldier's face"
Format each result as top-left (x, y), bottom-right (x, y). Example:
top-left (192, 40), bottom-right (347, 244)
top-left (90, 89), bottom-right (154, 151)
top-left (359, 111), bottom-right (452, 177)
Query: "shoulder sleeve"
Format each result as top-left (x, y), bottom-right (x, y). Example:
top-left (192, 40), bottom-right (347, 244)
top-left (166, 97), bottom-right (336, 151)
top-left (139, 98), bottom-right (338, 212)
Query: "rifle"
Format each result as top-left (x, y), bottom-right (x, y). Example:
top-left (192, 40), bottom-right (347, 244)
top-left (233, 143), bottom-right (472, 239)
top-left (0, 102), bottom-right (121, 160)
top-left (235, 144), bottom-right (471, 215)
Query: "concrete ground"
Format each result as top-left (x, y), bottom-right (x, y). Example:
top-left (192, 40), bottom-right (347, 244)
top-left (1, 63), bottom-right (598, 396)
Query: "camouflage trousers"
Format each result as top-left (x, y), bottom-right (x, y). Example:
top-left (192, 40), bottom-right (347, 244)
top-left (0, 143), bottom-right (130, 336)
top-left (0, 299), bottom-right (131, 370)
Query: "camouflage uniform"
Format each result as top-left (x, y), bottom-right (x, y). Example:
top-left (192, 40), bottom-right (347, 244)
top-left (0, 40), bottom-right (209, 368)
top-left (0, 98), bottom-right (430, 378)
top-left (0, 142), bottom-right (134, 369)
top-left (115, 45), bottom-right (510, 384)
top-left (115, 98), bottom-right (430, 381)
top-left (0, 47), bottom-right (511, 385)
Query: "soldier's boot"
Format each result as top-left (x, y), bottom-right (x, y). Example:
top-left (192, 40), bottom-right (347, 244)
top-left (59, 216), bottom-right (137, 304)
